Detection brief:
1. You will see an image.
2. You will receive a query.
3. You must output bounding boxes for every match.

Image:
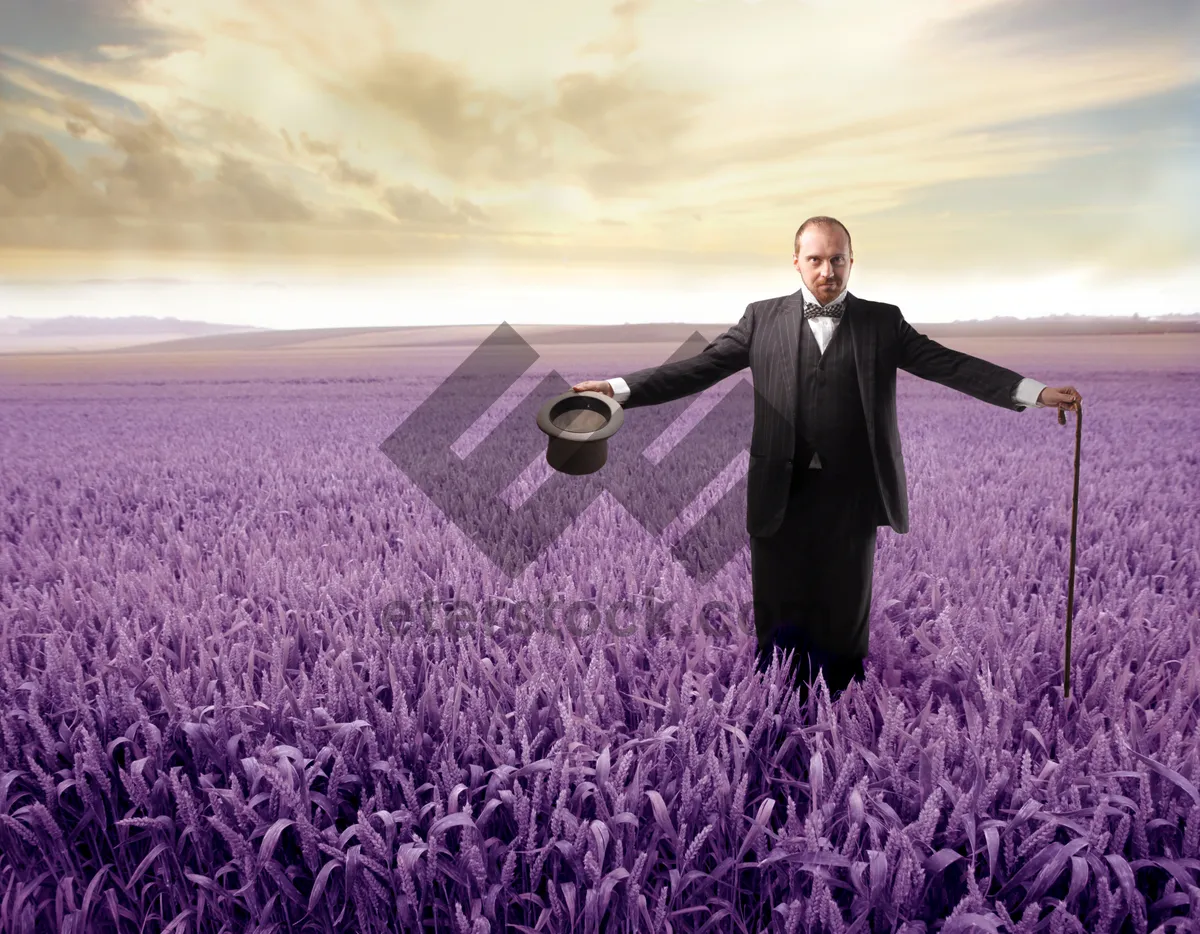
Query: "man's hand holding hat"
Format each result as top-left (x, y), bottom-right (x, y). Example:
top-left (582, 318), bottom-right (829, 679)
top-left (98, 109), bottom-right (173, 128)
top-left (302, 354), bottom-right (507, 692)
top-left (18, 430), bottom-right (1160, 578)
top-left (571, 381), bottom-right (614, 397)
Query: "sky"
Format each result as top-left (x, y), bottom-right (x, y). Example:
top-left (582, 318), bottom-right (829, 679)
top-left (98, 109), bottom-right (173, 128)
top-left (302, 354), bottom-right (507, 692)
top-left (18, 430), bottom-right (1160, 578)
top-left (1, 0), bottom-right (1198, 327)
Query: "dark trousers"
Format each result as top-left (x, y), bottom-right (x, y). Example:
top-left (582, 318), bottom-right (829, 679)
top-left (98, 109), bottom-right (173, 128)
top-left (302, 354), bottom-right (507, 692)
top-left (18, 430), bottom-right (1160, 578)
top-left (749, 462), bottom-right (879, 704)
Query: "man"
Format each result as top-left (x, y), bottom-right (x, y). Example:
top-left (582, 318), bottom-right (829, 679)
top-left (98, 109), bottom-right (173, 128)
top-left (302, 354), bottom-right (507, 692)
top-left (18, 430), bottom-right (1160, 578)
top-left (572, 216), bottom-right (1082, 703)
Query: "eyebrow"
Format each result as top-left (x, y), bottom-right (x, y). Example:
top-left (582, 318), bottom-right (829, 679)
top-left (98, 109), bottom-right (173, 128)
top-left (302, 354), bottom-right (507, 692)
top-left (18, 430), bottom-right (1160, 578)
top-left (801, 253), bottom-right (846, 259)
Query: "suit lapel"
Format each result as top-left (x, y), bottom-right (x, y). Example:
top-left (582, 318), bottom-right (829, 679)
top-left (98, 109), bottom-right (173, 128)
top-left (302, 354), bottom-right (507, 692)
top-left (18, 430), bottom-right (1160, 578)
top-left (774, 288), bottom-right (803, 429)
top-left (844, 292), bottom-right (877, 437)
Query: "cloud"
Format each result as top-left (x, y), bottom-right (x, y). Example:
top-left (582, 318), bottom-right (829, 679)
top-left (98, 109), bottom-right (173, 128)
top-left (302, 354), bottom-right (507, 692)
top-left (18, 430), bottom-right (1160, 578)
top-left (351, 50), bottom-right (559, 185)
top-left (383, 184), bottom-right (485, 227)
top-left (178, 102), bottom-right (292, 160)
top-left (552, 66), bottom-right (707, 196)
top-left (210, 155), bottom-right (311, 222)
top-left (346, 49), bottom-right (710, 198)
top-left (294, 133), bottom-right (378, 187)
top-left (0, 131), bottom-right (85, 200)
top-left (578, 0), bottom-right (650, 61)
top-left (932, 0), bottom-right (1200, 55)
top-left (0, 49), bottom-right (147, 122)
top-left (552, 67), bottom-right (703, 159)
top-left (0, 112), bottom-right (312, 226)
top-left (331, 157), bottom-right (377, 187)
top-left (0, 0), bottom-right (188, 62)
top-left (299, 131), bottom-right (339, 158)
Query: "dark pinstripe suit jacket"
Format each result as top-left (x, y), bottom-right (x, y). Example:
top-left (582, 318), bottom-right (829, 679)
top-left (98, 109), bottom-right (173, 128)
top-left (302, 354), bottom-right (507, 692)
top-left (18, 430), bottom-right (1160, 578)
top-left (617, 287), bottom-right (1034, 538)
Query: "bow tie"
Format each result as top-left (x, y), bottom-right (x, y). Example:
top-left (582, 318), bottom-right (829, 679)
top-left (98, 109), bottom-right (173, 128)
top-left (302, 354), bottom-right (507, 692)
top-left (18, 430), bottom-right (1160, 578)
top-left (803, 300), bottom-right (845, 320)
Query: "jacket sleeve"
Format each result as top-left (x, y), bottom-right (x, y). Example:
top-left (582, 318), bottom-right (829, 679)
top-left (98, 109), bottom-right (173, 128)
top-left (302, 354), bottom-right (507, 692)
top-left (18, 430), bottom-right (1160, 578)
top-left (616, 303), bottom-right (755, 409)
top-left (895, 307), bottom-right (1028, 411)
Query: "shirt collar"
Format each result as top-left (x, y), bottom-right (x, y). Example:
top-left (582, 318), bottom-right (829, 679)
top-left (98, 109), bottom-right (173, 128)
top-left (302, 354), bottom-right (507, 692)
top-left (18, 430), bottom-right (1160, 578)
top-left (799, 279), bottom-right (849, 309)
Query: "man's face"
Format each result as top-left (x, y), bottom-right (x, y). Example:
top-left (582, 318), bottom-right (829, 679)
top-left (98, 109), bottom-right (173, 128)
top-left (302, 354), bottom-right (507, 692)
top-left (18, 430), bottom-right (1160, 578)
top-left (793, 225), bottom-right (853, 304)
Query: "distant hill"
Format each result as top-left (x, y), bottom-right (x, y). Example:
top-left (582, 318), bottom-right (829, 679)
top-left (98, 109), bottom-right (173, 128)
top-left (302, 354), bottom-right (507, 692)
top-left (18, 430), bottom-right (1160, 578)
top-left (0, 315), bottom-right (269, 353)
top-left (915, 313), bottom-right (1200, 338)
top-left (2, 313), bottom-right (1197, 355)
top-left (109, 312), bottom-right (1200, 354)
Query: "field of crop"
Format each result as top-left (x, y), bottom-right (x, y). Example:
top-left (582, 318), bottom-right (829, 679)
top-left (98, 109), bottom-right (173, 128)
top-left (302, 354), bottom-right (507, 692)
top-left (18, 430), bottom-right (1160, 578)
top-left (1, 333), bottom-right (1198, 933)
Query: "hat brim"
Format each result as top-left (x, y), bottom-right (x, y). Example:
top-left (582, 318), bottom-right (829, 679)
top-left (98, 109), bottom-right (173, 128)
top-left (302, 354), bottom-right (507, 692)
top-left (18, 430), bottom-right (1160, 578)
top-left (536, 390), bottom-right (624, 442)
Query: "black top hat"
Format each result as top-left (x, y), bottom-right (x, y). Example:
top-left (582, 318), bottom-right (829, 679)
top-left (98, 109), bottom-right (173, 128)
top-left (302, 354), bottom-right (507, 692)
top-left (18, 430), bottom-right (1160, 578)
top-left (536, 390), bottom-right (625, 475)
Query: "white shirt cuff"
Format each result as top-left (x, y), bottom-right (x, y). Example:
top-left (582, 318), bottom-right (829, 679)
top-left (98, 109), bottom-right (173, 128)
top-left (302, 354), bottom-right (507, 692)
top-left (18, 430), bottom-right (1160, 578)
top-left (1014, 377), bottom-right (1047, 409)
top-left (606, 377), bottom-right (630, 403)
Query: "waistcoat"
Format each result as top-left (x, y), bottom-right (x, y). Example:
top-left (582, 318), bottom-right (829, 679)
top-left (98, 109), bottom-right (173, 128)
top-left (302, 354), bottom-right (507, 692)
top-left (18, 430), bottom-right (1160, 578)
top-left (791, 314), bottom-right (880, 514)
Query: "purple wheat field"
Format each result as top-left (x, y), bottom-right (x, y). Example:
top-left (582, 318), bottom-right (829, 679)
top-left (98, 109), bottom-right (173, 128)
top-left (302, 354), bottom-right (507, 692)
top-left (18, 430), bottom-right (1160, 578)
top-left (0, 350), bottom-right (1198, 934)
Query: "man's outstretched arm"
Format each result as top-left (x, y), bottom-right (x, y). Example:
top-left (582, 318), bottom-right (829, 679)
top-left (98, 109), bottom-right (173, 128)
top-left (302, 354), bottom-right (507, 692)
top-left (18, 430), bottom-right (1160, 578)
top-left (579, 303), bottom-right (755, 409)
top-left (897, 310), bottom-right (1082, 411)
top-left (896, 308), bottom-right (1055, 411)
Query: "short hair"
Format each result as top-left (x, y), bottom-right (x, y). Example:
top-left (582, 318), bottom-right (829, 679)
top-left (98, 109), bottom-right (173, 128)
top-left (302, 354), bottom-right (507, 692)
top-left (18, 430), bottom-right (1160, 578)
top-left (794, 216), bottom-right (853, 257)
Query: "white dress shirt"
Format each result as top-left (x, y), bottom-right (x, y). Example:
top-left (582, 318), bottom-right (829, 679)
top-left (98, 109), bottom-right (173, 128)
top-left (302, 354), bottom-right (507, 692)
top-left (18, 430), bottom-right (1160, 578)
top-left (605, 284), bottom-right (1047, 468)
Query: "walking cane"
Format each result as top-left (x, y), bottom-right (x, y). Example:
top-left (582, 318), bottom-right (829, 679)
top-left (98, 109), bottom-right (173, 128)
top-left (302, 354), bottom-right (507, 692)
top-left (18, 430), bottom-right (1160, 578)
top-left (1058, 399), bottom-right (1082, 698)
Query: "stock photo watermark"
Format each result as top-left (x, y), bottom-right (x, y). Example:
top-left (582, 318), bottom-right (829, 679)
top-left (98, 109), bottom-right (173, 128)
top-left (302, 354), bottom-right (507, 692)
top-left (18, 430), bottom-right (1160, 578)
top-left (379, 321), bottom-right (793, 584)
top-left (377, 589), bottom-right (758, 642)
